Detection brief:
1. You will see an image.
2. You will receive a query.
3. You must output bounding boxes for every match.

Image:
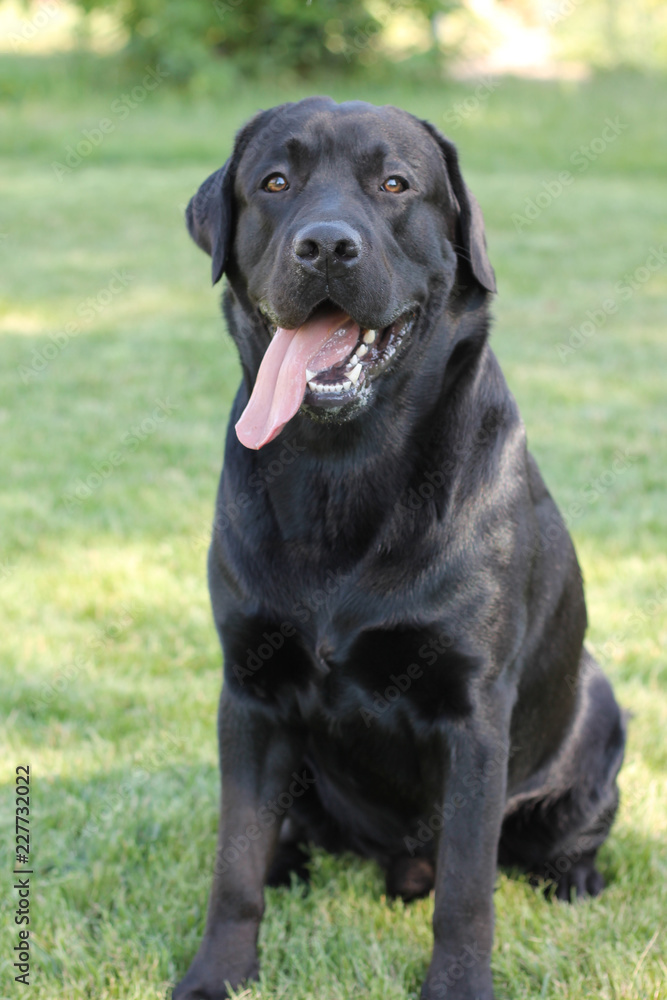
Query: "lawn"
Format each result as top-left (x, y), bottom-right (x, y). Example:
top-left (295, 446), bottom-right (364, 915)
top-left (1, 63), bottom-right (666, 999)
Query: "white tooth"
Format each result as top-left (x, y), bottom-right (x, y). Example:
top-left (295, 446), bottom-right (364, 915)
top-left (306, 369), bottom-right (317, 380)
top-left (348, 363), bottom-right (362, 384)
top-left (346, 354), bottom-right (359, 369)
top-left (308, 380), bottom-right (319, 391)
top-left (362, 329), bottom-right (377, 344)
top-left (356, 343), bottom-right (369, 358)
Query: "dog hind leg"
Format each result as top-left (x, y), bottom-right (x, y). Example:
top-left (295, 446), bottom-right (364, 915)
top-left (499, 652), bottom-right (626, 901)
top-left (265, 819), bottom-right (312, 887)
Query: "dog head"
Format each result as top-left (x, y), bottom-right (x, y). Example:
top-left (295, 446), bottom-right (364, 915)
top-left (187, 97), bottom-right (495, 449)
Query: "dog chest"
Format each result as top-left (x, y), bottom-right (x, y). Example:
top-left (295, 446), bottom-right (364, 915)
top-left (223, 614), bottom-right (479, 729)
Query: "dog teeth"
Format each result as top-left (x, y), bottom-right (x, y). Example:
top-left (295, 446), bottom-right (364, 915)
top-left (307, 348), bottom-right (367, 393)
top-left (362, 329), bottom-right (377, 344)
top-left (307, 380), bottom-right (353, 394)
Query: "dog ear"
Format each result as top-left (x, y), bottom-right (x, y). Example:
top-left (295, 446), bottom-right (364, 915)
top-left (420, 120), bottom-right (496, 294)
top-left (186, 159), bottom-right (234, 286)
top-left (186, 108), bottom-right (279, 286)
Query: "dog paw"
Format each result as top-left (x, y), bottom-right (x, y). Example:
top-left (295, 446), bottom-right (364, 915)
top-left (386, 855), bottom-right (435, 902)
top-left (421, 981), bottom-right (494, 1000)
top-left (172, 969), bottom-right (230, 1000)
top-left (551, 859), bottom-right (605, 902)
top-left (172, 953), bottom-right (258, 1000)
top-left (536, 850), bottom-right (605, 902)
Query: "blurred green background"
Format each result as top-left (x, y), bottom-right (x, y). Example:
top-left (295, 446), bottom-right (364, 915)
top-left (1, 2), bottom-right (666, 999)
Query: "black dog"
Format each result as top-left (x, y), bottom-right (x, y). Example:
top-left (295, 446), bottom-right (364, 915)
top-left (174, 97), bottom-right (625, 1000)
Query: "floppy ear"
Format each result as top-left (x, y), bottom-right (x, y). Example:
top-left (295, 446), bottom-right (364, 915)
top-left (420, 120), bottom-right (496, 294)
top-left (186, 107), bottom-right (290, 286)
top-left (186, 159), bottom-right (234, 286)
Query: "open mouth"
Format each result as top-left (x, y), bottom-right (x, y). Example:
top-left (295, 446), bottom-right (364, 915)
top-left (300, 302), bottom-right (417, 408)
top-left (235, 299), bottom-right (417, 449)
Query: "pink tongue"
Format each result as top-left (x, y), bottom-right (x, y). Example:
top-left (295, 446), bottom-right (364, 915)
top-left (235, 310), bottom-right (359, 450)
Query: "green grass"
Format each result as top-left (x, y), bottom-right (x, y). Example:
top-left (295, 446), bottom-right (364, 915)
top-left (1, 62), bottom-right (666, 999)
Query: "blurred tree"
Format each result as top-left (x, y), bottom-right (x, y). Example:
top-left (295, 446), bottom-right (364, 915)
top-left (67, 0), bottom-right (452, 84)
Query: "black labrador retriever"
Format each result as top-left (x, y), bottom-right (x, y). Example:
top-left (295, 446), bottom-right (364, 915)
top-left (174, 97), bottom-right (625, 1000)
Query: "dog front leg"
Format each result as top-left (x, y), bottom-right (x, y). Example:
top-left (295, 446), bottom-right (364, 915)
top-left (421, 719), bottom-right (510, 1000)
top-left (174, 687), bottom-right (305, 1000)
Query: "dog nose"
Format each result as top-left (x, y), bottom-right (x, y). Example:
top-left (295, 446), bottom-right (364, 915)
top-left (292, 221), bottom-right (362, 274)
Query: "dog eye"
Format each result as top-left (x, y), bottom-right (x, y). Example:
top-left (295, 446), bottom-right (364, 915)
top-left (381, 176), bottom-right (408, 194)
top-left (263, 174), bottom-right (289, 193)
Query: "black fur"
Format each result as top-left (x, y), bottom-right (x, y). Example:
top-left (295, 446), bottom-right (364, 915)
top-left (173, 97), bottom-right (625, 1000)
